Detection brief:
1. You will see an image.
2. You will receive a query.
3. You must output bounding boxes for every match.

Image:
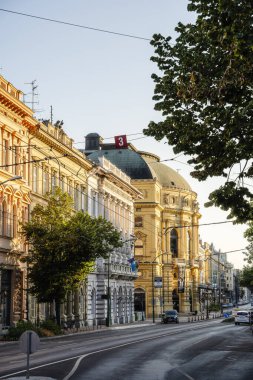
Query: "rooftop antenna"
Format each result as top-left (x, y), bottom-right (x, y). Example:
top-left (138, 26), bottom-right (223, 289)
top-left (24, 79), bottom-right (39, 111)
top-left (50, 105), bottom-right (53, 124)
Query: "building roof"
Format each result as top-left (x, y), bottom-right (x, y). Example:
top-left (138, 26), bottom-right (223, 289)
top-left (87, 147), bottom-right (191, 190)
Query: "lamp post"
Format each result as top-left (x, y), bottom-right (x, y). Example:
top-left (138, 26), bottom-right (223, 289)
top-left (151, 251), bottom-right (165, 323)
top-left (152, 262), bottom-right (155, 323)
top-left (0, 175), bottom-right (22, 185)
top-left (106, 254), bottom-right (111, 327)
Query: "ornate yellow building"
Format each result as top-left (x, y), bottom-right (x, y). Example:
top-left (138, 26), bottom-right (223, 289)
top-left (85, 136), bottom-right (202, 318)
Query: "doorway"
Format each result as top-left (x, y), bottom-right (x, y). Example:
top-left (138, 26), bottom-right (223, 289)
top-left (134, 288), bottom-right (145, 320)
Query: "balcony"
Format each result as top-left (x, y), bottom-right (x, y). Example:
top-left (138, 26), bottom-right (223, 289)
top-left (103, 262), bottom-right (138, 280)
top-left (172, 258), bottom-right (186, 267)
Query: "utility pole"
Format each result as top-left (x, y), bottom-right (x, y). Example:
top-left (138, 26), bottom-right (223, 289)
top-left (218, 250), bottom-right (222, 314)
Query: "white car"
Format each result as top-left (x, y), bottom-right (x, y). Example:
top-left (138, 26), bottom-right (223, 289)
top-left (234, 310), bottom-right (250, 325)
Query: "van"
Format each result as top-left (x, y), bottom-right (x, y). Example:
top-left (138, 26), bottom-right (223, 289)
top-left (234, 310), bottom-right (249, 325)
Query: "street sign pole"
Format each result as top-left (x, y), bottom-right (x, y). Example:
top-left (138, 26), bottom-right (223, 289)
top-left (19, 330), bottom-right (40, 379)
top-left (152, 263), bottom-right (155, 323)
top-left (26, 331), bottom-right (31, 379)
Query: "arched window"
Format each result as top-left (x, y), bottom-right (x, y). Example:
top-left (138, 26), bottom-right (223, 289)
top-left (170, 228), bottom-right (178, 258)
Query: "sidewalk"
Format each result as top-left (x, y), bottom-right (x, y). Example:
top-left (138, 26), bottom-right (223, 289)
top-left (0, 314), bottom-right (223, 345)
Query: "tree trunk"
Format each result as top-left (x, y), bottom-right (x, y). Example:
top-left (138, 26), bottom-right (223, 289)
top-left (55, 300), bottom-right (61, 326)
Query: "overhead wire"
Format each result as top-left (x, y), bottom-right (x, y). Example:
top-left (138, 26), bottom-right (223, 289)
top-left (0, 8), bottom-right (151, 41)
top-left (0, 123), bottom-right (244, 246)
top-left (4, 143), bottom-right (238, 239)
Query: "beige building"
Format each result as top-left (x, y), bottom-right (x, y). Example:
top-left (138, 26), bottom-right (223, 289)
top-left (0, 75), bottom-right (31, 328)
top-left (83, 135), bottom-right (202, 318)
top-left (0, 75), bottom-right (141, 328)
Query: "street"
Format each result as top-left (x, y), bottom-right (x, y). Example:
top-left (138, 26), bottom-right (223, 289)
top-left (0, 319), bottom-right (252, 380)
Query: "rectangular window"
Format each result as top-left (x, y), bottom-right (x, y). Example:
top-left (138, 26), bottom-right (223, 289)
top-left (81, 186), bottom-right (86, 212)
top-left (92, 193), bottom-right (96, 216)
top-left (2, 139), bottom-right (9, 169)
top-left (43, 168), bottom-right (49, 194)
top-left (12, 146), bottom-right (19, 175)
top-left (74, 185), bottom-right (80, 210)
top-left (22, 155), bottom-right (27, 180)
top-left (51, 172), bottom-right (57, 193)
top-left (68, 180), bottom-right (73, 198)
top-left (59, 176), bottom-right (65, 192)
top-left (32, 165), bottom-right (38, 193)
top-left (135, 216), bottom-right (143, 227)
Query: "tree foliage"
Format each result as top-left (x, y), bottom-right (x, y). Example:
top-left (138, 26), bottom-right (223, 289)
top-left (240, 266), bottom-right (253, 291)
top-left (240, 222), bottom-right (253, 290)
top-left (243, 222), bottom-right (253, 264)
top-left (144, 0), bottom-right (253, 222)
top-left (22, 188), bottom-right (122, 321)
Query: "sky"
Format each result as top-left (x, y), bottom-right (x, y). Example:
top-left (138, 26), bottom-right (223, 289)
top-left (0, 0), bottom-right (248, 269)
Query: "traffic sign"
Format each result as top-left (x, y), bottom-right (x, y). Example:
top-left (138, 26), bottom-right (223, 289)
top-left (19, 330), bottom-right (40, 354)
top-left (19, 330), bottom-right (40, 379)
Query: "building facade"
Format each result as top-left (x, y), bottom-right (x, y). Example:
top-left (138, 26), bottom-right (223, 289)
top-left (86, 155), bottom-right (141, 325)
top-left (83, 134), bottom-right (202, 318)
top-left (0, 76), bottom-right (140, 329)
top-left (0, 76), bottom-right (31, 330)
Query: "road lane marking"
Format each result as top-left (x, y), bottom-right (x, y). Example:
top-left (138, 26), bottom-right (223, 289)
top-left (0, 322), bottom-right (231, 380)
top-left (176, 368), bottom-right (195, 380)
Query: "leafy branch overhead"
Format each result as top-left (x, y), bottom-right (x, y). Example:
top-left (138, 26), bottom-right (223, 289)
top-left (144, 0), bottom-right (253, 222)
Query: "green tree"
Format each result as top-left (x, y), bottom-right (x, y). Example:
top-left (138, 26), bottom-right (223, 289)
top-left (22, 188), bottom-right (122, 325)
top-left (144, 0), bottom-right (253, 223)
top-left (240, 266), bottom-right (253, 291)
top-left (239, 222), bottom-right (253, 291)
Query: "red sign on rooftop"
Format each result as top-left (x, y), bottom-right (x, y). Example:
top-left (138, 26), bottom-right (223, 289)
top-left (114, 135), bottom-right (128, 149)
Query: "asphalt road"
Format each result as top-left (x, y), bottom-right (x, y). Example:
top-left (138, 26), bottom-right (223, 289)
top-left (0, 319), bottom-right (252, 380)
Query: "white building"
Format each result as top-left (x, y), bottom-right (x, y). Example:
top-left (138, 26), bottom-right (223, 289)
top-left (85, 154), bottom-right (142, 326)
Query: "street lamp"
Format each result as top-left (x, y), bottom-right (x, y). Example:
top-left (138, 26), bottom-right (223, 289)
top-left (0, 175), bottom-right (22, 185)
top-left (106, 254), bottom-right (111, 327)
top-left (151, 252), bottom-right (165, 323)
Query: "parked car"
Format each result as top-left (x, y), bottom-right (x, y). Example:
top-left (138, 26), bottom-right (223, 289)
top-left (234, 310), bottom-right (250, 325)
top-left (161, 310), bottom-right (179, 324)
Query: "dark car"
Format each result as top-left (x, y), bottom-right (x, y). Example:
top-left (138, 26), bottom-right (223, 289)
top-left (161, 310), bottom-right (179, 324)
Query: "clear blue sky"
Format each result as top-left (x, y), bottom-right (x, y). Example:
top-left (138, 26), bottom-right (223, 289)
top-left (0, 0), bottom-right (247, 268)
